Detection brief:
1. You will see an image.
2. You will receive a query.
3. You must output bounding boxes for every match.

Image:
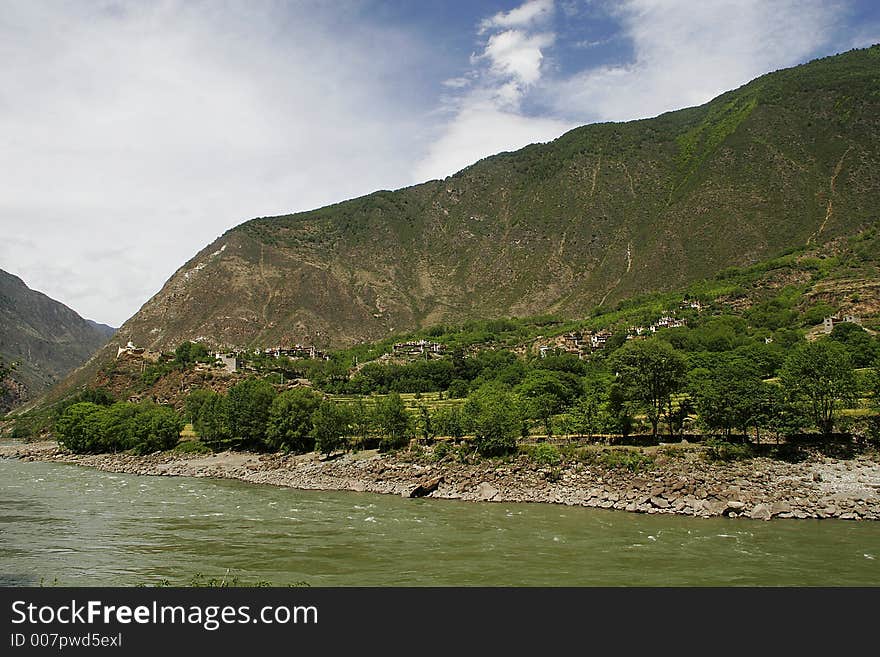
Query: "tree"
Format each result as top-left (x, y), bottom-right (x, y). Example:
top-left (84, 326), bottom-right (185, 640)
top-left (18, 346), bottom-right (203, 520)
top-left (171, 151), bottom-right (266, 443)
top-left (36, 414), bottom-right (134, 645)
top-left (447, 379), bottom-right (470, 399)
top-left (311, 401), bottom-right (351, 456)
top-left (349, 398), bottom-right (375, 450)
top-left (415, 403), bottom-right (434, 442)
top-left (756, 382), bottom-right (808, 443)
top-left (609, 339), bottom-right (687, 438)
top-left (667, 397), bottom-right (694, 439)
top-left (100, 402), bottom-right (140, 451)
top-left (53, 388), bottom-right (115, 424)
top-left (56, 400), bottom-right (182, 454)
top-left (56, 402), bottom-right (108, 453)
top-left (76, 387), bottom-right (115, 406)
top-left (605, 383), bottom-right (635, 442)
top-left (827, 322), bottom-right (879, 368)
top-left (227, 378), bottom-right (277, 449)
top-left (461, 385), bottom-right (520, 457)
top-left (433, 405), bottom-right (464, 439)
top-left (516, 369), bottom-right (579, 439)
top-left (174, 341), bottom-right (210, 367)
top-left (185, 388), bottom-right (216, 424)
top-left (516, 369), bottom-right (579, 408)
top-left (375, 392), bottom-right (411, 452)
top-left (195, 392), bottom-right (231, 449)
top-left (265, 388), bottom-right (322, 453)
top-left (128, 403), bottom-right (183, 454)
top-left (781, 340), bottom-right (857, 437)
top-left (570, 388), bottom-right (606, 441)
top-left (692, 358), bottom-right (764, 439)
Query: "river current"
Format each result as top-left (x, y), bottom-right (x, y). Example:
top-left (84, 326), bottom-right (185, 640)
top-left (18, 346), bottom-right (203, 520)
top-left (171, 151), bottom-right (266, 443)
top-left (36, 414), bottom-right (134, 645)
top-left (1, 458), bottom-right (878, 586)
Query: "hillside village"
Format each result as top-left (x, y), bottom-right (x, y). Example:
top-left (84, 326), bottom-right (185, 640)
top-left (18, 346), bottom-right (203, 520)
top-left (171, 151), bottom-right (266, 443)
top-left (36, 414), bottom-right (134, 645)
top-left (114, 302), bottom-right (868, 378)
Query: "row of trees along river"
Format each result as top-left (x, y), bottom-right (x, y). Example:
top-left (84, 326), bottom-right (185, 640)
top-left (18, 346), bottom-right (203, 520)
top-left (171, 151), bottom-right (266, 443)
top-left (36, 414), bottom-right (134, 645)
top-left (46, 322), bottom-right (880, 459)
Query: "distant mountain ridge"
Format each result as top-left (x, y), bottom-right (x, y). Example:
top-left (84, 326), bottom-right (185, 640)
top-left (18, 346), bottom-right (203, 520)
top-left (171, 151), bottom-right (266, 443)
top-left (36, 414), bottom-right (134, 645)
top-left (54, 45), bottom-right (880, 397)
top-left (0, 269), bottom-right (115, 411)
top-left (85, 319), bottom-right (116, 339)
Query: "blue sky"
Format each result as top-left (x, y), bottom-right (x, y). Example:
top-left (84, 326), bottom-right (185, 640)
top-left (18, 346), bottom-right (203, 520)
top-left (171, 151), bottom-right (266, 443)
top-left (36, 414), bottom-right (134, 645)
top-left (1, 0), bottom-right (878, 326)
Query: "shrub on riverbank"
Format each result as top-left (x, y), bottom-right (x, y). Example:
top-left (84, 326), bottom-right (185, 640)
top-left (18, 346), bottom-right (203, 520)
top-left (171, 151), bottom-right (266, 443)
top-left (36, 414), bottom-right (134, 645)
top-left (521, 443), bottom-right (562, 466)
top-left (704, 438), bottom-right (754, 462)
top-left (56, 401), bottom-right (183, 454)
top-left (171, 440), bottom-right (213, 455)
top-left (596, 448), bottom-right (654, 472)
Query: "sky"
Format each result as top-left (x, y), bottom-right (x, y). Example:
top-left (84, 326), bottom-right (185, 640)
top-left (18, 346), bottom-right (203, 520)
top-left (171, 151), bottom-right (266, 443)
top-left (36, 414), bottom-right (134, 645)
top-left (1, 0), bottom-right (878, 328)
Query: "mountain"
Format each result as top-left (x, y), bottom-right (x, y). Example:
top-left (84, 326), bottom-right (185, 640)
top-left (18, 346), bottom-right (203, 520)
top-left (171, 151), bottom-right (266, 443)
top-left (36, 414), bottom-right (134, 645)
top-left (0, 269), bottom-right (115, 412)
top-left (85, 319), bottom-right (116, 339)
top-left (65, 46), bottom-right (880, 389)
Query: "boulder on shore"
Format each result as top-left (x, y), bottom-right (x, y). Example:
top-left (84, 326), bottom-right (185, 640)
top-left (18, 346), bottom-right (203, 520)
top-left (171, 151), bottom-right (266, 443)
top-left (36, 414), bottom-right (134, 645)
top-left (409, 476), bottom-right (443, 498)
top-left (476, 482), bottom-right (499, 501)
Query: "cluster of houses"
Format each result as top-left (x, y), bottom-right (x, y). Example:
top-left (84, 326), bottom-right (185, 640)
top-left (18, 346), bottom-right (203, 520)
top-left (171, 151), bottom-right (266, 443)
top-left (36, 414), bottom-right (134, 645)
top-left (115, 337), bottom-right (331, 376)
top-left (391, 339), bottom-right (446, 357)
top-left (261, 345), bottom-right (327, 360)
top-left (822, 312), bottom-right (861, 334)
top-left (210, 344), bottom-right (330, 374)
top-left (115, 341), bottom-right (162, 362)
top-left (535, 303), bottom-right (703, 359)
top-left (626, 315), bottom-right (688, 338)
top-left (538, 330), bottom-right (613, 358)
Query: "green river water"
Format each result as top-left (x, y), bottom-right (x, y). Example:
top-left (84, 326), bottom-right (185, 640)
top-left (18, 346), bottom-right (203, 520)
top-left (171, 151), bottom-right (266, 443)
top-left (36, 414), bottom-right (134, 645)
top-left (1, 458), bottom-right (878, 586)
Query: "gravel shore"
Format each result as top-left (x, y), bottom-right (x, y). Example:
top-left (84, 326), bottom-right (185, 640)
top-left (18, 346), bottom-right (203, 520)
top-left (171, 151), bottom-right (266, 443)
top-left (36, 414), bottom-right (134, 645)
top-left (4, 441), bottom-right (880, 520)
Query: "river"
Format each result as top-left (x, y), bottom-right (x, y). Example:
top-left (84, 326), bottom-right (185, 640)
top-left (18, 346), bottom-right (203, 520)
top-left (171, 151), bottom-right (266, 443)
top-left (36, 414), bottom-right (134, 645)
top-left (1, 458), bottom-right (878, 586)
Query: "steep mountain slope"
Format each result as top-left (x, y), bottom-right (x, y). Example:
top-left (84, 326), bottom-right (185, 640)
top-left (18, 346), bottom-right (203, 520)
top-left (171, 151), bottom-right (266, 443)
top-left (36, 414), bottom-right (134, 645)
top-left (41, 225), bottom-right (879, 419)
top-left (87, 47), bottom-right (880, 363)
top-left (0, 269), bottom-right (115, 411)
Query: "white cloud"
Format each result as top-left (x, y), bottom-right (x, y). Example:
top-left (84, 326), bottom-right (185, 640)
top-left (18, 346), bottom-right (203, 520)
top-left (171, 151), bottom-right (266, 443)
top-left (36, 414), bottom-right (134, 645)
top-left (545, 0), bottom-right (840, 122)
top-left (0, 0), bottom-right (862, 327)
top-left (483, 30), bottom-right (555, 88)
top-left (479, 0), bottom-right (555, 33)
top-left (846, 24), bottom-right (880, 49)
top-left (414, 1), bottom-right (572, 182)
top-left (442, 77), bottom-right (472, 88)
top-left (0, 1), bottom-right (435, 326)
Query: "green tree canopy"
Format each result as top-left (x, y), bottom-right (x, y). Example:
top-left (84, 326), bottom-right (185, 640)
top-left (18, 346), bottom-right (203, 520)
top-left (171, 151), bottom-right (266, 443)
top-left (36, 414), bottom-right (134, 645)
top-left (265, 388), bottom-right (322, 453)
top-left (174, 341), bottom-right (211, 366)
top-left (692, 357), bottom-right (764, 438)
top-left (609, 339), bottom-right (687, 438)
top-left (185, 388), bottom-right (216, 424)
top-left (375, 392), bottom-right (411, 452)
top-left (461, 385), bottom-right (520, 457)
top-left (227, 378), bottom-right (277, 449)
top-left (432, 405), bottom-right (464, 439)
top-left (127, 403), bottom-right (184, 454)
top-left (781, 339), bottom-right (857, 436)
top-left (195, 391), bottom-right (231, 449)
top-left (311, 400), bottom-right (352, 456)
top-left (56, 401), bottom-right (182, 454)
top-left (56, 402), bottom-right (108, 453)
top-left (570, 386), bottom-right (607, 440)
top-left (827, 322), bottom-right (879, 368)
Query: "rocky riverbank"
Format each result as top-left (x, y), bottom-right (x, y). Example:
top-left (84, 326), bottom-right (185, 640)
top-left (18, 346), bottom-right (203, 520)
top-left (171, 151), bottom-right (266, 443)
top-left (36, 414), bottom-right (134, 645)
top-left (3, 441), bottom-right (880, 520)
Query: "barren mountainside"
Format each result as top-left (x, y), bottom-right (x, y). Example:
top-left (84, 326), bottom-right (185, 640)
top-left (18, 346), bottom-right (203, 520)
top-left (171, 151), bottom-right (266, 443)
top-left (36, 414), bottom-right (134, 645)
top-left (0, 269), bottom-right (114, 411)
top-left (103, 46), bottom-right (880, 359)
